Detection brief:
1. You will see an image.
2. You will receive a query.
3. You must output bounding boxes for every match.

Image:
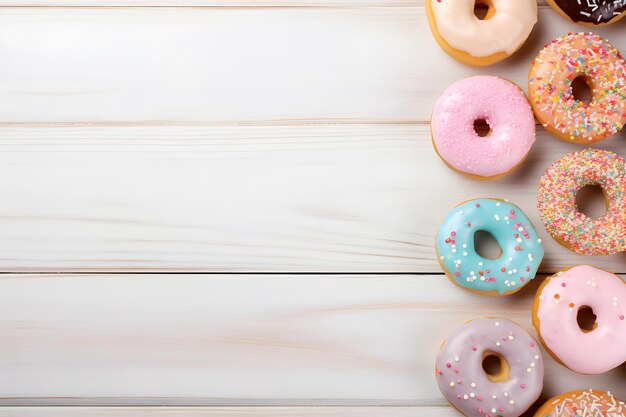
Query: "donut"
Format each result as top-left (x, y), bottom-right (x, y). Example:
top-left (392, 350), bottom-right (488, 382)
top-left (534, 389), bottom-right (624, 417)
top-left (436, 317), bottom-right (544, 417)
top-left (529, 33), bottom-right (626, 144)
top-left (426, 0), bottom-right (537, 67)
top-left (537, 149), bottom-right (626, 256)
top-left (431, 76), bottom-right (536, 180)
top-left (532, 265), bottom-right (626, 374)
top-left (436, 198), bottom-right (544, 296)
top-left (547, 0), bottom-right (626, 26)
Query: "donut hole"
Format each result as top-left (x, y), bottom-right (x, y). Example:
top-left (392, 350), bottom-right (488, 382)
top-left (571, 76), bottom-right (593, 105)
top-left (473, 118), bottom-right (492, 137)
top-left (473, 0), bottom-right (495, 20)
top-left (577, 305), bottom-right (598, 333)
top-left (481, 351), bottom-right (510, 382)
top-left (474, 230), bottom-right (502, 260)
top-left (576, 185), bottom-right (607, 220)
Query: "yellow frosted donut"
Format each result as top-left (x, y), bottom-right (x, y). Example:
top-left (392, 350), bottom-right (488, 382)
top-left (425, 0), bottom-right (537, 67)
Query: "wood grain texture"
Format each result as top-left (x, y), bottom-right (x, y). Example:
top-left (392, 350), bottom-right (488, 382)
top-left (0, 6), bottom-right (622, 124)
top-left (0, 406), bottom-right (454, 417)
top-left (1, 125), bottom-right (625, 273)
top-left (1, 274), bottom-right (625, 405)
top-left (0, 0), bottom-right (552, 5)
top-left (1, 1), bottom-right (625, 411)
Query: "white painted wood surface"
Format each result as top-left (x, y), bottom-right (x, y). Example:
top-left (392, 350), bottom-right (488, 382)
top-left (0, 7), bottom-right (624, 124)
top-left (1, 125), bottom-right (625, 272)
top-left (1, 0), bottom-right (625, 413)
top-left (0, 0), bottom-right (553, 8)
top-left (1, 274), bottom-right (625, 405)
top-left (0, 406), bottom-right (451, 417)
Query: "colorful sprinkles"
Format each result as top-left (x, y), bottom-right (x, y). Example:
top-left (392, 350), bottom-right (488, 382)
top-left (537, 149), bottom-right (626, 256)
top-left (540, 389), bottom-right (625, 417)
top-left (436, 318), bottom-right (543, 417)
top-left (529, 33), bottom-right (626, 143)
top-left (534, 266), bottom-right (626, 375)
top-left (436, 199), bottom-right (544, 295)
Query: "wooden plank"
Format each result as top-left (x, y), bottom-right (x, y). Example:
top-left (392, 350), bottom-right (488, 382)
top-left (0, 0), bottom-right (552, 6)
top-left (1, 124), bottom-right (625, 273)
top-left (0, 406), bottom-right (454, 417)
top-left (0, 6), bottom-right (620, 124)
top-left (1, 274), bottom-right (625, 405)
top-left (0, 0), bottom-right (421, 4)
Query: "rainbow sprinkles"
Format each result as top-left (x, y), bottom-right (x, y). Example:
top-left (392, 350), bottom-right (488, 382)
top-left (529, 32), bottom-right (626, 144)
top-left (436, 198), bottom-right (544, 296)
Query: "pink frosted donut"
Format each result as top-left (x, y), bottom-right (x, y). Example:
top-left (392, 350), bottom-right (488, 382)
top-left (431, 76), bottom-right (536, 180)
top-left (532, 265), bottom-right (626, 374)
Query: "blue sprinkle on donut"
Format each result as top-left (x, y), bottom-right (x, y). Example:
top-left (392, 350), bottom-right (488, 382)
top-left (436, 198), bottom-right (544, 295)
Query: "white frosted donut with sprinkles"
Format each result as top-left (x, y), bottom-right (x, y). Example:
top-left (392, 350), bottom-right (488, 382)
top-left (436, 318), bottom-right (544, 417)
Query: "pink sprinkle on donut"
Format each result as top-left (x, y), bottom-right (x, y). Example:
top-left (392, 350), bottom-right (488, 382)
top-left (436, 318), bottom-right (544, 417)
top-left (529, 33), bottom-right (626, 144)
top-left (431, 76), bottom-right (536, 179)
top-left (538, 149), bottom-right (626, 255)
top-left (534, 265), bottom-right (626, 374)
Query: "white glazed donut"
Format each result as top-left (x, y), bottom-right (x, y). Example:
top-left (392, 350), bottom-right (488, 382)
top-left (426, 0), bottom-right (537, 67)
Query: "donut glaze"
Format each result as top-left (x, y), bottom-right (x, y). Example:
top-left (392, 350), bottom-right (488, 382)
top-left (534, 389), bottom-right (625, 417)
top-left (426, 0), bottom-right (537, 66)
top-left (533, 266), bottom-right (626, 374)
top-left (431, 76), bottom-right (536, 179)
top-left (537, 149), bottom-right (626, 256)
top-left (529, 33), bottom-right (626, 144)
top-left (549, 0), bottom-right (626, 26)
top-left (436, 199), bottom-right (544, 296)
top-left (436, 318), bottom-right (544, 417)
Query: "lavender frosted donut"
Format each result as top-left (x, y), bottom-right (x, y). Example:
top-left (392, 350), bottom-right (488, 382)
top-left (431, 76), bottom-right (536, 180)
top-left (436, 318), bottom-right (544, 417)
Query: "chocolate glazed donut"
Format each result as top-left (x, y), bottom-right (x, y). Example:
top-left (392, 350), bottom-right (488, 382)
top-left (551, 0), bottom-right (626, 25)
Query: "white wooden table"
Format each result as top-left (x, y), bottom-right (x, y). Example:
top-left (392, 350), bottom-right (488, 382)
top-left (1, 1), bottom-right (625, 416)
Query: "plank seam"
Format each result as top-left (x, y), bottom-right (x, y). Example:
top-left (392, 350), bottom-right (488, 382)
top-left (0, 271), bottom-right (444, 274)
top-left (0, 4), bottom-right (552, 9)
top-left (0, 405), bottom-right (449, 408)
top-left (2, 271), bottom-right (623, 275)
top-left (0, 121), bottom-right (428, 128)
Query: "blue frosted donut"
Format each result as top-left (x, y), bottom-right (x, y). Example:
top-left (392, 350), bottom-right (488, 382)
top-left (436, 198), bottom-right (544, 296)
